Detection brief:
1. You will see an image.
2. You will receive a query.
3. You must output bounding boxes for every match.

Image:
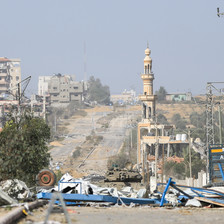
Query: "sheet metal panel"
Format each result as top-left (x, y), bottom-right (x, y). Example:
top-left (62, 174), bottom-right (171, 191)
top-left (37, 192), bottom-right (160, 205)
top-left (209, 144), bottom-right (224, 183)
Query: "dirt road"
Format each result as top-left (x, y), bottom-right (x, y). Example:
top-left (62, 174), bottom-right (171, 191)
top-left (77, 111), bottom-right (139, 175)
top-left (18, 206), bottom-right (224, 224)
top-left (49, 106), bottom-right (140, 175)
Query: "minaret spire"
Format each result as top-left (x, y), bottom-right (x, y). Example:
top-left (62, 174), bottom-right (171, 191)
top-left (139, 46), bottom-right (157, 121)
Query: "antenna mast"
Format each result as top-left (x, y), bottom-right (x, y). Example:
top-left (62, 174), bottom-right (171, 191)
top-left (84, 41), bottom-right (87, 82)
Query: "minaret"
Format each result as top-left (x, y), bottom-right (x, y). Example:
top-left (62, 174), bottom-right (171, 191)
top-left (139, 45), bottom-right (157, 121)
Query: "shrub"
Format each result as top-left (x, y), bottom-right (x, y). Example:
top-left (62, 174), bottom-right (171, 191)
top-left (73, 148), bottom-right (81, 158)
top-left (107, 153), bottom-right (130, 169)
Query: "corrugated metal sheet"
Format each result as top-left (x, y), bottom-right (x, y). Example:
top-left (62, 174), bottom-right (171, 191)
top-left (209, 144), bottom-right (224, 184)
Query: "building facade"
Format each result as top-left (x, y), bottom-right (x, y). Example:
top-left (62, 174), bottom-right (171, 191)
top-left (38, 76), bottom-right (52, 96)
top-left (166, 92), bottom-right (192, 101)
top-left (110, 89), bottom-right (137, 104)
top-left (47, 74), bottom-right (84, 103)
top-left (0, 57), bottom-right (21, 98)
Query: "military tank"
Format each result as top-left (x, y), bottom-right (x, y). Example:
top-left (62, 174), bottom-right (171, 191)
top-left (104, 167), bottom-right (142, 182)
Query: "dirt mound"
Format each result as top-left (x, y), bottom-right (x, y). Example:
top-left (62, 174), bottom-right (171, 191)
top-left (50, 141), bottom-right (63, 147)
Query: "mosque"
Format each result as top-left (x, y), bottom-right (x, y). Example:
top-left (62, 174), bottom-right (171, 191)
top-left (137, 45), bottom-right (188, 184)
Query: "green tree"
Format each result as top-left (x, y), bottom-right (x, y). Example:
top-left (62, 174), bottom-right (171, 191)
top-left (157, 113), bottom-right (169, 124)
top-left (164, 161), bottom-right (186, 179)
top-left (0, 109), bottom-right (51, 186)
top-left (171, 113), bottom-right (187, 130)
top-left (183, 148), bottom-right (206, 178)
top-left (87, 76), bottom-right (110, 104)
top-left (190, 112), bottom-right (206, 129)
top-left (155, 86), bottom-right (167, 102)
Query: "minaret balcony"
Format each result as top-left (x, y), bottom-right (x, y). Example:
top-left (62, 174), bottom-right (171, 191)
top-left (141, 74), bottom-right (154, 80)
top-left (139, 95), bottom-right (157, 101)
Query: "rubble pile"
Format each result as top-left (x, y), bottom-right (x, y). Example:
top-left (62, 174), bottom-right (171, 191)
top-left (37, 174), bottom-right (224, 208)
top-left (1, 174), bottom-right (224, 208)
top-left (0, 179), bottom-right (31, 206)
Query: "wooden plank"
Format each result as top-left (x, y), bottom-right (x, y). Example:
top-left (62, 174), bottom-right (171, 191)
top-left (195, 197), bottom-right (224, 207)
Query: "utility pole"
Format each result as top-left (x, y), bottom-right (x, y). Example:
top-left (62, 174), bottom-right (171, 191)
top-left (188, 128), bottom-right (192, 181)
top-left (84, 41), bottom-right (87, 82)
top-left (54, 112), bottom-right (57, 133)
top-left (206, 82), bottom-right (224, 183)
top-left (206, 83), bottom-right (215, 183)
top-left (130, 128), bottom-right (133, 149)
top-left (155, 116), bottom-right (159, 185)
top-left (161, 144), bottom-right (164, 183)
top-left (217, 103), bottom-right (223, 144)
top-left (206, 83), bottom-right (214, 148)
top-left (43, 95), bottom-right (46, 121)
top-left (142, 143), bottom-right (146, 184)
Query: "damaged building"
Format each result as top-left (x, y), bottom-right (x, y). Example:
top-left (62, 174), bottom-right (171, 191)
top-left (0, 57), bottom-right (21, 98)
top-left (38, 74), bottom-right (87, 104)
top-left (137, 46), bottom-right (190, 184)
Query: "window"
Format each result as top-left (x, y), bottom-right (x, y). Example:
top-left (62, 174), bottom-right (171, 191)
top-left (16, 76), bottom-right (19, 81)
top-left (53, 87), bottom-right (57, 90)
top-left (73, 87), bottom-right (78, 89)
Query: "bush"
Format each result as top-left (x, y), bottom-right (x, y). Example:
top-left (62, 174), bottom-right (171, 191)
top-left (164, 161), bottom-right (186, 179)
top-left (55, 170), bottom-right (64, 182)
top-left (107, 153), bottom-right (130, 169)
top-left (73, 148), bottom-right (81, 158)
top-left (86, 136), bottom-right (92, 141)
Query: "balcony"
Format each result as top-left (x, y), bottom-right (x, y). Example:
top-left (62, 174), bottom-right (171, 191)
top-left (139, 95), bottom-right (157, 101)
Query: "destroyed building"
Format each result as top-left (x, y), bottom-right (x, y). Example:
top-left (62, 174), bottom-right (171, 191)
top-left (38, 74), bottom-right (87, 103)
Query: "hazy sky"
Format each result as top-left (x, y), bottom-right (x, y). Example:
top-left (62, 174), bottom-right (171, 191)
top-left (1, 0), bottom-right (224, 95)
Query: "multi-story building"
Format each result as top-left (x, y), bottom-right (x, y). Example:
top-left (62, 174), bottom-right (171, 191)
top-left (0, 57), bottom-right (21, 98)
top-left (39, 74), bottom-right (85, 103)
top-left (111, 89), bottom-right (137, 104)
top-left (165, 92), bottom-right (192, 101)
top-left (38, 76), bottom-right (52, 96)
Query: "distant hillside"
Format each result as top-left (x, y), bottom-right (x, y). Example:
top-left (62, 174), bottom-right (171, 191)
top-left (157, 103), bottom-right (204, 123)
top-left (132, 102), bottom-right (205, 124)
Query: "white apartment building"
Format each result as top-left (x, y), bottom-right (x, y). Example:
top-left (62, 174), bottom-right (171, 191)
top-left (0, 57), bottom-right (21, 98)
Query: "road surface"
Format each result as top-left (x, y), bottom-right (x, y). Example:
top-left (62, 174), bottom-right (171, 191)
top-left (49, 107), bottom-right (140, 174)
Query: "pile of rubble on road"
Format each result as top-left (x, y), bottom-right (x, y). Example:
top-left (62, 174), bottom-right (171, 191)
top-left (0, 179), bottom-right (32, 206)
top-left (1, 173), bottom-right (224, 208)
top-left (37, 173), bottom-right (224, 208)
